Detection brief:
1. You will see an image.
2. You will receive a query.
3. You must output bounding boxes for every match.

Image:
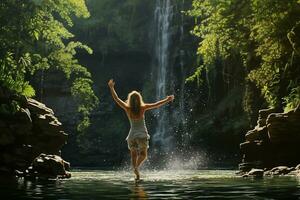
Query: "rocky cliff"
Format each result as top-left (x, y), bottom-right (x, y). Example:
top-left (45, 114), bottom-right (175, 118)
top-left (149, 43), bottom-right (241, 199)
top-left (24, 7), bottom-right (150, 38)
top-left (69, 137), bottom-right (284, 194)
top-left (0, 85), bottom-right (70, 179)
top-left (239, 105), bottom-right (300, 176)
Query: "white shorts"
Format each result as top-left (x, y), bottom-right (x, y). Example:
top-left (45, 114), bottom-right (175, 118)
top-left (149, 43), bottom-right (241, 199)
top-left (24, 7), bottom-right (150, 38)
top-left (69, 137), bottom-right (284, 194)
top-left (127, 137), bottom-right (149, 151)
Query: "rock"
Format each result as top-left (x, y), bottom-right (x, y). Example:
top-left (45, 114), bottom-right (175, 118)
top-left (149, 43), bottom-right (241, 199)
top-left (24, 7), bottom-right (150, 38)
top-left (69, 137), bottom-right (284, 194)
top-left (12, 123), bottom-right (32, 136)
top-left (32, 154), bottom-right (70, 178)
top-left (34, 115), bottom-right (63, 136)
top-left (256, 108), bottom-right (277, 127)
top-left (9, 109), bottom-right (33, 136)
top-left (15, 108), bottom-right (32, 123)
top-left (239, 106), bottom-right (300, 173)
top-left (244, 168), bottom-right (264, 178)
top-left (295, 164), bottom-right (300, 170)
top-left (257, 119), bottom-right (266, 128)
top-left (27, 98), bottom-right (54, 115)
top-left (245, 126), bottom-right (268, 142)
top-left (14, 170), bottom-right (24, 177)
top-left (259, 108), bottom-right (277, 119)
top-left (265, 166), bottom-right (294, 176)
top-left (267, 111), bottom-right (300, 143)
top-left (239, 141), bottom-right (266, 163)
top-left (0, 128), bottom-right (15, 146)
top-left (63, 160), bottom-right (71, 171)
top-left (0, 85), bottom-right (70, 179)
top-left (239, 161), bottom-right (263, 172)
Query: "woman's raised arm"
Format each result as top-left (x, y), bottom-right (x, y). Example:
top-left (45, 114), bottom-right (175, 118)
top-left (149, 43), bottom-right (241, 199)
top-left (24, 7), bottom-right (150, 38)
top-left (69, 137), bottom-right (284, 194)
top-left (108, 79), bottom-right (128, 110)
top-left (144, 95), bottom-right (174, 110)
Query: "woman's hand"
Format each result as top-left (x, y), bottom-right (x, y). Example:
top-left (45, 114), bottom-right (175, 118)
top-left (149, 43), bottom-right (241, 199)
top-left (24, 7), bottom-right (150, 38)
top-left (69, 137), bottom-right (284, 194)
top-left (108, 79), bottom-right (115, 88)
top-left (167, 95), bottom-right (174, 102)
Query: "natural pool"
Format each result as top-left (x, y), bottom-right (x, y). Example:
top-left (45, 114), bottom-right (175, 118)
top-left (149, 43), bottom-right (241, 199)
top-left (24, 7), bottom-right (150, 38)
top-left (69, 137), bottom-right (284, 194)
top-left (1, 170), bottom-right (300, 199)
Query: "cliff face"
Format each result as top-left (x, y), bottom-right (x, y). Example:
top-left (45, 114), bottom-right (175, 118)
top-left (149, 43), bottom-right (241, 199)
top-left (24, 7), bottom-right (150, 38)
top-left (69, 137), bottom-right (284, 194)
top-left (239, 105), bottom-right (300, 173)
top-left (0, 85), bottom-right (70, 179)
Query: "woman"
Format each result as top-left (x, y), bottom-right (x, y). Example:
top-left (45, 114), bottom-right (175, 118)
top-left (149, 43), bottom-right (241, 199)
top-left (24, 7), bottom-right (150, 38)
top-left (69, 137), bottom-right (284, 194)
top-left (108, 79), bottom-right (174, 180)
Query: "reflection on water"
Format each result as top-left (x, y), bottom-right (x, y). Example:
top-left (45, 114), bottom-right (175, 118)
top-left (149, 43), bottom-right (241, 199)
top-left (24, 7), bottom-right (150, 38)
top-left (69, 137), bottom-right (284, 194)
top-left (132, 184), bottom-right (147, 199)
top-left (1, 170), bottom-right (300, 199)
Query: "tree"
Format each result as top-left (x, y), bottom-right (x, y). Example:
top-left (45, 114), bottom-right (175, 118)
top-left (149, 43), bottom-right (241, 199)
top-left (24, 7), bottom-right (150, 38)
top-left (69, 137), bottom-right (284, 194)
top-left (188, 0), bottom-right (300, 113)
top-left (72, 0), bottom-right (154, 61)
top-left (0, 0), bottom-right (99, 131)
top-left (248, 0), bottom-right (300, 111)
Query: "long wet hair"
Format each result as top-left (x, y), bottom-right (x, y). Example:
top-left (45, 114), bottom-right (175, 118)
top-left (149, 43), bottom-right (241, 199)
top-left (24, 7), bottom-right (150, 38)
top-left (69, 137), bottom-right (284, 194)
top-left (127, 91), bottom-right (144, 117)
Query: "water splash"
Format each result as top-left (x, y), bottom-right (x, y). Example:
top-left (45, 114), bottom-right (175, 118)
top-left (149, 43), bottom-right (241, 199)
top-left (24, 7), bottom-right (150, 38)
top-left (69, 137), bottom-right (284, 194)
top-left (164, 152), bottom-right (208, 170)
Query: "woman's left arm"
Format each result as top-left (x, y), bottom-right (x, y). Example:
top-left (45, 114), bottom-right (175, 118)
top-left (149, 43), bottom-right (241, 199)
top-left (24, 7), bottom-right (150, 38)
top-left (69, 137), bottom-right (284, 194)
top-left (143, 95), bottom-right (174, 110)
top-left (108, 79), bottom-right (128, 110)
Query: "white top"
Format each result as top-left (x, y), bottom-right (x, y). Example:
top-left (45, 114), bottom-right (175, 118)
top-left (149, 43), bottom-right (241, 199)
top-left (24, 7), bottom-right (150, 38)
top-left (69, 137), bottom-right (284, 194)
top-left (126, 116), bottom-right (150, 140)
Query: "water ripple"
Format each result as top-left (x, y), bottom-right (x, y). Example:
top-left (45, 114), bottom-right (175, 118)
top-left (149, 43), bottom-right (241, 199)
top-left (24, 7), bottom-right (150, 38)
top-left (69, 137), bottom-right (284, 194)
top-left (1, 170), bottom-right (300, 199)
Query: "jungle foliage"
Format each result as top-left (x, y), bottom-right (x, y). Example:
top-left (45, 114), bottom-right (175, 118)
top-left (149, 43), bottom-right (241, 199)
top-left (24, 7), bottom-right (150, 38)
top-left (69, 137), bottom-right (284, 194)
top-left (188, 0), bottom-right (300, 113)
top-left (72, 0), bottom-right (154, 58)
top-left (0, 0), bottom-right (99, 131)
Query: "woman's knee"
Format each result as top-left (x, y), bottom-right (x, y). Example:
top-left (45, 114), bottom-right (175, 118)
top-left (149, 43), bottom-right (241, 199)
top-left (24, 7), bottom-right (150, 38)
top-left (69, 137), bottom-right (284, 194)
top-left (139, 149), bottom-right (147, 158)
top-left (130, 149), bottom-right (138, 156)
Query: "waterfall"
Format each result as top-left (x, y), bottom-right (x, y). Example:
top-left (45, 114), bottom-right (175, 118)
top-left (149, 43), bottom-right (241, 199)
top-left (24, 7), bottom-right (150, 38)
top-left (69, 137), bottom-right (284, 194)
top-left (147, 0), bottom-right (200, 169)
top-left (178, 0), bottom-right (189, 146)
top-left (152, 0), bottom-right (173, 151)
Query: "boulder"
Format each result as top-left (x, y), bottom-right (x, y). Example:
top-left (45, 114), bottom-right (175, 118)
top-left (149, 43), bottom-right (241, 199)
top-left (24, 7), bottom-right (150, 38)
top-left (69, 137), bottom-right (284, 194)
top-left (267, 110), bottom-right (300, 144)
top-left (33, 115), bottom-right (63, 136)
top-left (245, 126), bottom-right (268, 142)
top-left (0, 85), bottom-right (70, 179)
top-left (257, 108), bottom-right (277, 127)
top-left (32, 154), bottom-right (71, 179)
top-left (259, 108), bottom-right (277, 119)
top-left (10, 109), bottom-right (32, 136)
top-left (239, 161), bottom-right (263, 172)
top-left (15, 108), bottom-right (32, 123)
top-left (27, 98), bottom-right (54, 115)
top-left (240, 141), bottom-right (265, 160)
top-left (63, 160), bottom-right (70, 171)
top-left (239, 105), bottom-right (300, 173)
top-left (265, 166), bottom-right (294, 176)
top-left (0, 128), bottom-right (15, 146)
top-left (243, 168), bottom-right (264, 178)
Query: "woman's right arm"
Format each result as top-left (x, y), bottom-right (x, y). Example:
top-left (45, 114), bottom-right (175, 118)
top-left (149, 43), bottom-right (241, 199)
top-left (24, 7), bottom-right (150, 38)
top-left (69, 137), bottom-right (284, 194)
top-left (144, 95), bottom-right (174, 110)
top-left (108, 79), bottom-right (128, 110)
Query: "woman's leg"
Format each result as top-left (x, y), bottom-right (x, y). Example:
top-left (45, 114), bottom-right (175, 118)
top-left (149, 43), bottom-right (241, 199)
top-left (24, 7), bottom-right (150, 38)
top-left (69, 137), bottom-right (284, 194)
top-left (136, 148), bottom-right (147, 169)
top-left (130, 149), bottom-right (139, 179)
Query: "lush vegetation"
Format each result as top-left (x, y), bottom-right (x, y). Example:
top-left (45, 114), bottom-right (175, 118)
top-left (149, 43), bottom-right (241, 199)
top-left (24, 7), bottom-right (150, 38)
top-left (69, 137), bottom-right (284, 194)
top-left (2, 0), bottom-right (299, 167)
top-left (72, 0), bottom-right (154, 58)
top-left (188, 0), bottom-right (300, 115)
top-left (0, 0), bottom-right (98, 131)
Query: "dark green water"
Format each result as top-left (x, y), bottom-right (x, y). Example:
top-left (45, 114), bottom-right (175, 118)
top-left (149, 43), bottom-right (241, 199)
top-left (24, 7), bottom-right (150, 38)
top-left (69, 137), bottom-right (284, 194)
top-left (1, 170), bottom-right (300, 199)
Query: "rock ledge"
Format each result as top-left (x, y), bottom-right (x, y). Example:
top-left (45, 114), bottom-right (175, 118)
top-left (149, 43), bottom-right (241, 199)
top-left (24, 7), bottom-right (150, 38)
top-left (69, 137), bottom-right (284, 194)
top-left (0, 85), bottom-right (70, 179)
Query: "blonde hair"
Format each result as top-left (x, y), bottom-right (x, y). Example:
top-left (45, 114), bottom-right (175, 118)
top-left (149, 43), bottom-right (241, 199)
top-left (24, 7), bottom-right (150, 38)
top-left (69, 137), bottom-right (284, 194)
top-left (127, 91), bottom-right (144, 117)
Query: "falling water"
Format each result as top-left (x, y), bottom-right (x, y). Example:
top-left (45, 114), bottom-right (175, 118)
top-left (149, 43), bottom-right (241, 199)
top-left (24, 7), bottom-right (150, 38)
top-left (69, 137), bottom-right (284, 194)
top-left (148, 0), bottom-right (207, 169)
top-left (178, 0), bottom-right (189, 146)
top-left (152, 0), bottom-right (173, 151)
